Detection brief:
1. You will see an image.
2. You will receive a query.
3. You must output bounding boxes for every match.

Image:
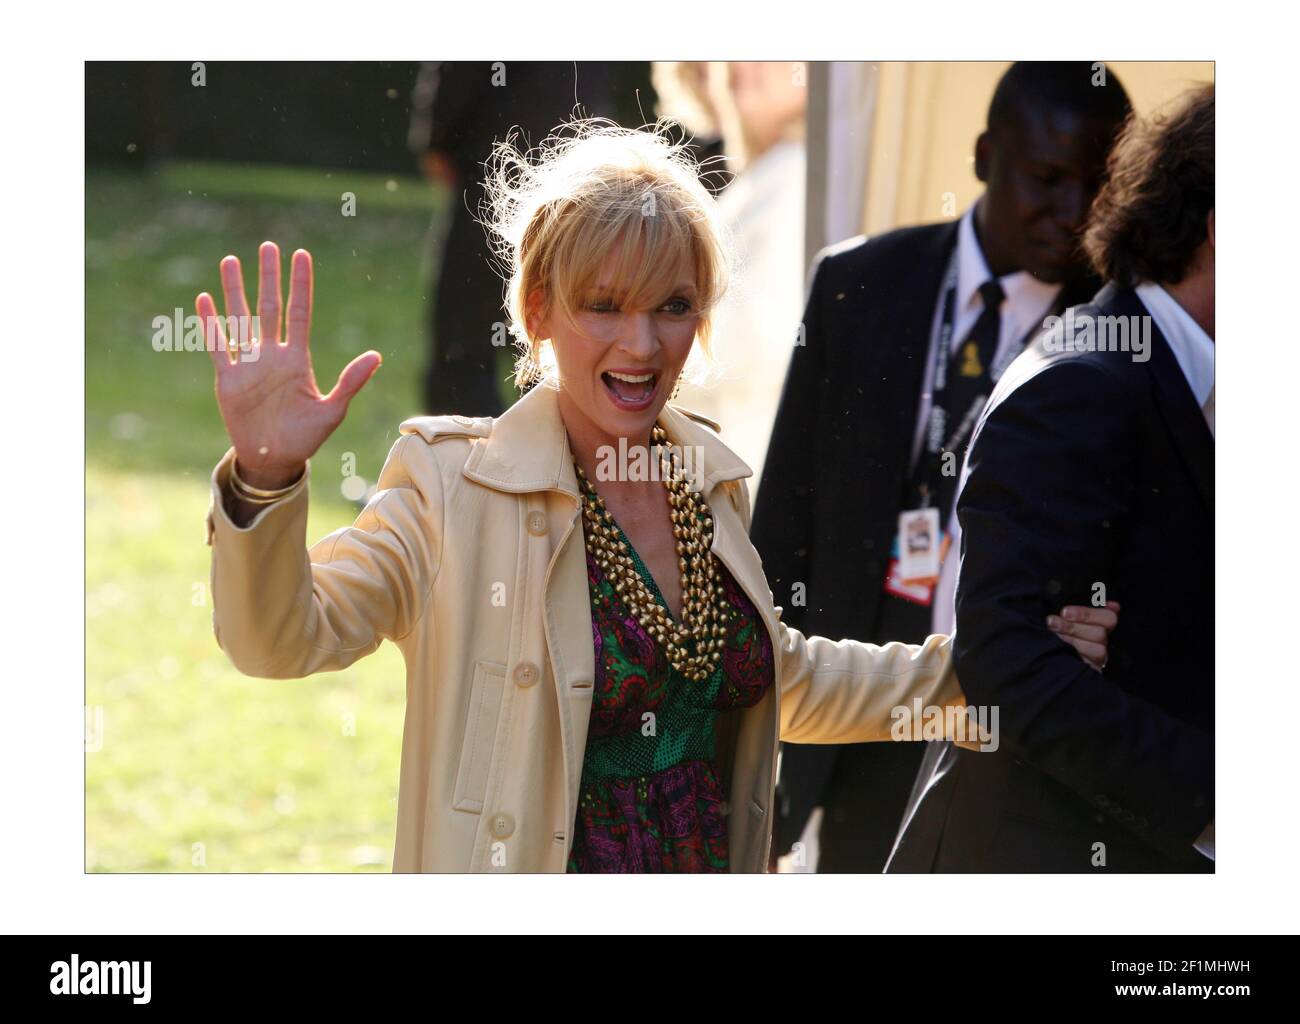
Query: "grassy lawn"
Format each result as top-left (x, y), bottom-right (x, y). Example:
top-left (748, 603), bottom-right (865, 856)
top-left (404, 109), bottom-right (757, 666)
top-left (86, 161), bottom-right (451, 871)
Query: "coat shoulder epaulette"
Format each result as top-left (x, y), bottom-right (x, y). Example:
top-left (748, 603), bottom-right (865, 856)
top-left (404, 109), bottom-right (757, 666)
top-left (671, 405), bottom-right (722, 435)
top-left (398, 414), bottom-right (494, 444)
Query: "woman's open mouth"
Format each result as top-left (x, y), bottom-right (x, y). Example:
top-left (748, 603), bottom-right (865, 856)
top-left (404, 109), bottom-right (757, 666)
top-left (601, 369), bottom-right (659, 411)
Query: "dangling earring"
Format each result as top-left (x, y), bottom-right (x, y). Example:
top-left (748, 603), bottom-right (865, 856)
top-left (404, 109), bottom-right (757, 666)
top-left (670, 374), bottom-right (682, 402)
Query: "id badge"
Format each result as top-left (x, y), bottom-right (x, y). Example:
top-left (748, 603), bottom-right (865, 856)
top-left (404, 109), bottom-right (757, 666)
top-left (884, 557), bottom-right (934, 605)
top-left (897, 507), bottom-right (942, 580)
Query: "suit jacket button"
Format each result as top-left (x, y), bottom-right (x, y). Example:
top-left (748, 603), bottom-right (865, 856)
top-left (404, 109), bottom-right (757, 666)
top-left (513, 662), bottom-right (539, 687)
top-left (526, 510), bottom-right (548, 536)
top-left (491, 813), bottom-right (515, 838)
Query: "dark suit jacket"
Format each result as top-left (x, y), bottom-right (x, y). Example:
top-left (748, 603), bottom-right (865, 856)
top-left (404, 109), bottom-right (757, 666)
top-left (751, 220), bottom-right (1101, 858)
top-left (886, 283), bottom-right (1214, 872)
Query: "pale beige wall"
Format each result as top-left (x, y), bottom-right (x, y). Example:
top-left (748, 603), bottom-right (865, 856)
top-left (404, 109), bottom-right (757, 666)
top-left (861, 61), bottom-right (1215, 235)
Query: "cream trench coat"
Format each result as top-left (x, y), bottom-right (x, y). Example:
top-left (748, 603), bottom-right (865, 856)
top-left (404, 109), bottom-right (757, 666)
top-left (206, 382), bottom-right (966, 872)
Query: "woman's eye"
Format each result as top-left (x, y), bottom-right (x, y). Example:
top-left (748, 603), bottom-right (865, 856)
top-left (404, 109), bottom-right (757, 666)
top-left (660, 298), bottom-right (692, 315)
top-left (587, 302), bottom-right (616, 314)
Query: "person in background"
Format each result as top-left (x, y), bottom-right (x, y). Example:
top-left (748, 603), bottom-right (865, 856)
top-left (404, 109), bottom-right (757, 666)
top-left (649, 61), bottom-right (730, 198)
top-left (753, 62), bottom-right (1131, 873)
top-left (889, 84), bottom-right (1215, 873)
top-left (672, 61), bottom-right (807, 491)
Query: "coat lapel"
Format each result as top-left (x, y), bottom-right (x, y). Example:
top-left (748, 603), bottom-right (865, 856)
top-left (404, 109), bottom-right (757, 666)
top-left (1119, 287), bottom-right (1215, 515)
top-left (857, 221), bottom-right (960, 480)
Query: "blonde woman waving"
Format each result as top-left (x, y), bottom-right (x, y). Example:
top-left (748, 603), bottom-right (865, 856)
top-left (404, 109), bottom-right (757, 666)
top-left (202, 120), bottom-right (1116, 873)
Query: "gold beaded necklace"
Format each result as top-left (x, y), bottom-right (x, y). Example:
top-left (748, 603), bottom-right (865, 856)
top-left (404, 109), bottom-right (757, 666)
top-left (573, 424), bottom-right (727, 682)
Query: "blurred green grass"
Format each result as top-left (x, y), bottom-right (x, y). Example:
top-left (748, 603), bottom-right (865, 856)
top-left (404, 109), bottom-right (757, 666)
top-left (86, 161), bottom-right (449, 871)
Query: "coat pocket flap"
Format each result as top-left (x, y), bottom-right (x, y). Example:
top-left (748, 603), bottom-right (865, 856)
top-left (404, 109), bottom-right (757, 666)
top-left (452, 661), bottom-right (507, 814)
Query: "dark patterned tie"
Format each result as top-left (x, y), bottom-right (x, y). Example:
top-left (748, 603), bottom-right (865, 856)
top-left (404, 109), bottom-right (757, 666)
top-left (930, 278), bottom-right (1003, 529)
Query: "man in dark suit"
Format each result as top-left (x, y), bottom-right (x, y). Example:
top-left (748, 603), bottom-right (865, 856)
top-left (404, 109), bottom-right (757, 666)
top-left (752, 63), bottom-right (1131, 872)
top-left (888, 85), bottom-right (1215, 873)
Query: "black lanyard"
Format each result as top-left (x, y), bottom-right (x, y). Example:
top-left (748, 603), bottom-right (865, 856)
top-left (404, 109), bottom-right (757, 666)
top-left (916, 264), bottom-right (990, 510)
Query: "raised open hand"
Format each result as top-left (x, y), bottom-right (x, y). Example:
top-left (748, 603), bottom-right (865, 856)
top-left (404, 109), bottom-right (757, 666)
top-left (198, 242), bottom-right (382, 489)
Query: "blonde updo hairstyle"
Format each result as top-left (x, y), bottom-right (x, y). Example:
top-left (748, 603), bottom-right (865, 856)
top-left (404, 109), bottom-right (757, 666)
top-left (481, 117), bottom-right (731, 391)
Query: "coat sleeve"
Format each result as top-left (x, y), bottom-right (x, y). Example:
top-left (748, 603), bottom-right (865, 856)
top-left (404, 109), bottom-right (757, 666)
top-left (732, 474), bottom-right (968, 746)
top-left (953, 358), bottom-right (1213, 854)
top-left (776, 627), bottom-right (965, 745)
top-left (206, 433), bottom-right (443, 679)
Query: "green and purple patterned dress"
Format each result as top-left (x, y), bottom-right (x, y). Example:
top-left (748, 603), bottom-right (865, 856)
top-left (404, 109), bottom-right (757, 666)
top-left (567, 513), bottom-right (776, 872)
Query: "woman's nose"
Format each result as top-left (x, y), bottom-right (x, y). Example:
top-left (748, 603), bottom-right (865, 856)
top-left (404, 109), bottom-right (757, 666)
top-left (616, 311), bottom-right (659, 358)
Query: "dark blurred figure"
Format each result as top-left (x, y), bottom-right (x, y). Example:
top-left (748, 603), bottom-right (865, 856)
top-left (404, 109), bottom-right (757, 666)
top-left (408, 62), bottom-right (653, 415)
top-left (890, 85), bottom-right (1215, 872)
top-left (649, 61), bottom-right (732, 197)
top-left (754, 62), bottom-right (1131, 872)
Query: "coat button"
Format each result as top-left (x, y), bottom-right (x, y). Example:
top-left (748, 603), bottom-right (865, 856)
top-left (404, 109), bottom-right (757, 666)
top-left (526, 510), bottom-right (548, 536)
top-left (491, 813), bottom-right (515, 838)
top-left (513, 662), bottom-right (539, 687)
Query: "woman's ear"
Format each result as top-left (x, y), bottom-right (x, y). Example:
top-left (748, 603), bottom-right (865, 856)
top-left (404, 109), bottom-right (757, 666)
top-left (524, 288), bottom-right (548, 341)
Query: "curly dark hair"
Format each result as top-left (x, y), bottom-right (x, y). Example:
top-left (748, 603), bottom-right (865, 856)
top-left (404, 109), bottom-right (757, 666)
top-left (1083, 84), bottom-right (1214, 287)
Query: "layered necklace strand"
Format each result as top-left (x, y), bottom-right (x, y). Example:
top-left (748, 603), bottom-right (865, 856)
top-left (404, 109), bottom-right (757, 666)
top-left (573, 424), bottom-right (727, 683)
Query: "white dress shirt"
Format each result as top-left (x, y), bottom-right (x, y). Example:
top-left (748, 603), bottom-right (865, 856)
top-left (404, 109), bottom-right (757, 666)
top-left (910, 206), bottom-right (1062, 634)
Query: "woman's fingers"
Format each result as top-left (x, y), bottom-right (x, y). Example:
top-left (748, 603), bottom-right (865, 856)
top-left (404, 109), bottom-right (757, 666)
top-left (324, 350), bottom-right (383, 411)
top-left (219, 255), bottom-right (251, 320)
top-left (257, 241), bottom-right (283, 345)
top-left (219, 255), bottom-right (255, 355)
top-left (1059, 633), bottom-right (1107, 670)
top-left (1047, 615), bottom-right (1106, 644)
top-left (1059, 603), bottom-right (1119, 630)
top-left (196, 291), bottom-right (231, 370)
top-left (285, 248), bottom-right (313, 352)
top-left (1050, 601), bottom-right (1123, 670)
